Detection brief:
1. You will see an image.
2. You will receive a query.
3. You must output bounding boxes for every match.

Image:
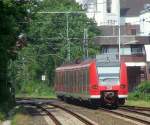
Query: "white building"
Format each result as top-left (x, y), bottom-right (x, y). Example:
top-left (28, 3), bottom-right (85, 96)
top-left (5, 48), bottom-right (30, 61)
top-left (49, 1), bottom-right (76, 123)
top-left (76, 0), bottom-right (120, 26)
top-left (140, 4), bottom-right (150, 36)
top-left (76, 0), bottom-right (150, 35)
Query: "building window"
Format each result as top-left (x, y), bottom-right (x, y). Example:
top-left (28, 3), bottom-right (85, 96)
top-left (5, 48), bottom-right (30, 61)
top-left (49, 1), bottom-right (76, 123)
top-left (121, 47), bottom-right (131, 55)
top-left (131, 45), bottom-right (143, 55)
top-left (101, 47), bottom-right (118, 54)
top-left (108, 47), bottom-right (118, 53)
top-left (131, 29), bottom-right (136, 35)
top-left (107, 0), bottom-right (112, 13)
top-left (101, 47), bottom-right (108, 53)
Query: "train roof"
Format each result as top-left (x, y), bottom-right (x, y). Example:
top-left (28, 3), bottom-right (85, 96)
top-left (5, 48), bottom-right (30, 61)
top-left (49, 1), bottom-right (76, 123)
top-left (56, 54), bottom-right (120, 71)
top-left (56, 59), bottom-right (95, 71)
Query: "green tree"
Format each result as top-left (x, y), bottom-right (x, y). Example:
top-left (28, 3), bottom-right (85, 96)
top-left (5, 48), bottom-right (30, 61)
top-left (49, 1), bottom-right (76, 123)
top-left (0, 0), bottom-right (30, 113)
top-left (14, 0), bottom-right (101, 96)
top-left (28, 0), bottom-right (101, 61)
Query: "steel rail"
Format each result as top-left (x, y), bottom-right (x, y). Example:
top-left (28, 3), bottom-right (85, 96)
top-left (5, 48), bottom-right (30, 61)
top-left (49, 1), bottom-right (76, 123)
top-left (17, 99), bottom-right (95, 125)
top-left (36, 105), bottom-right (62, 125)
top-left (99, 108), bottom-right (150, 125)
top-left (119, 107), bottom-right (150, 117)
top-left (47, 103), bottom-right (95, 125)
top-left (16, 97), bottom-right (56, 100)
top-left (18, 103), bottom-right (62, 125)
top-left (121, 105), bottom-right (150, 111)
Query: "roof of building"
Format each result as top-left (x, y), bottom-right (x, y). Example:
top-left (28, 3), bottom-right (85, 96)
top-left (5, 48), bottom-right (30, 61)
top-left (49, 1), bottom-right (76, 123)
top-left (120, 0), bottom-right (150, 17)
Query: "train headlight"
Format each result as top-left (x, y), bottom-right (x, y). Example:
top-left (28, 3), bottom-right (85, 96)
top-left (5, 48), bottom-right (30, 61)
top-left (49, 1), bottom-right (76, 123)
top-left (120, 84), bottom-right (126, 89)
top-left (91, 84), bottom-right (98, 89)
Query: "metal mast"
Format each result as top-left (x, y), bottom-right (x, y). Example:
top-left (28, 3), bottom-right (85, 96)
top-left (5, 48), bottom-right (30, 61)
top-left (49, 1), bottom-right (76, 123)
top-left (118, 0), bottom-right (121, 62)
top-left (66, 13), bottom-right (70, 61)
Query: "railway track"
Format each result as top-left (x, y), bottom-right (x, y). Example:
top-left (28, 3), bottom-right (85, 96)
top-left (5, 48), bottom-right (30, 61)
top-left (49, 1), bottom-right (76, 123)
top-left (99, 107), bottom-right (150, 125)
top-left (17, 98), bottom-right (150, 125)
top-left (119, 106), bottom-right (150, 117)
top-left (17, 101), bottom-right (95, 125)
top-left (121, 105), bottom-right (150, 111)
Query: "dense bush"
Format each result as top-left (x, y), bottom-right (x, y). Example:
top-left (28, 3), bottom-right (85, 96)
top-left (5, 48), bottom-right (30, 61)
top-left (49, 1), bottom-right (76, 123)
top-left (0, 112), bottom-right (5, 121)
top-left (128, 81), bottom-right (150, 101)
top-left (16, 80), bottom-right (55, 97)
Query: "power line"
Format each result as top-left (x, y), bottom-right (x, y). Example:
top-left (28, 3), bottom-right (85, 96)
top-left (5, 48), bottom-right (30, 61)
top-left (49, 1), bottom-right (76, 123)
top-left (36, 11), bottom-right (104, 14)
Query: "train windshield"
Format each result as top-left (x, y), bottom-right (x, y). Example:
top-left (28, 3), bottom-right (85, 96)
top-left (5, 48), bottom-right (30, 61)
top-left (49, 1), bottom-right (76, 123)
top-left (97, 67), bottom-right (120, 85)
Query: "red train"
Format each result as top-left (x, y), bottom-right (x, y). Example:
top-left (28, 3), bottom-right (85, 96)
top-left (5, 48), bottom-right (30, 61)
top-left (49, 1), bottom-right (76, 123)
top-left (54, 54), bottom-right (128, 106)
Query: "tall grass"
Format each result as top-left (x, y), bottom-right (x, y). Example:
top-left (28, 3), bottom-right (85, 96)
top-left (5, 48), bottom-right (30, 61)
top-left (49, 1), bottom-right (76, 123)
top-left (128, 81), bottom-right (150, 101)
top-left (16, 80), bottom-right (56, 98)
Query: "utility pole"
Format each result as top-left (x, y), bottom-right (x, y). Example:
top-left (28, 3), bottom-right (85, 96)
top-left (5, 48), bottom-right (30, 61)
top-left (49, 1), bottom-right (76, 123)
top-left (83, 29), bottom-right (86, 59)
top-left (66, 13), bottom-right (70, 61)
top-left (118, 0), bottom-right (121, 62)
top-left (83, 28), bottom-right (88, 58)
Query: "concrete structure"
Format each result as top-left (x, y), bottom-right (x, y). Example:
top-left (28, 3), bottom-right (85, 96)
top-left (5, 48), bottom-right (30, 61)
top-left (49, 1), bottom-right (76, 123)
top-left (95, 35), bottom-right (150, 91)
top-left (140, 4), bottom-right (150, 36)
top-left (76, 0), bottom-right (150, 36)
top-left (76, 0), bottom-right (120, 26)
top-left (76, 0), bottom-right (150, 91)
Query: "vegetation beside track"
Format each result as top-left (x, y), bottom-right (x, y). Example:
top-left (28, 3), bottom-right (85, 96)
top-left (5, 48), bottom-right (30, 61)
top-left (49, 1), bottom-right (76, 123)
top-left (0, 112), bottom-right (5, 121)
top-left (12, 0), bottom-right (100, 102)
top-left (16, 81), bottom-right (56, 98)
top-left (0, 0), bottom-right (29, 115)
top-left (126, 81), bottom-right (150, 107)
top-left (125, 100), bottom-right (150, 107)
top-left (11, 106), bottom-right (32, 125)
top-left (0, 105), bottom-right (28, 123)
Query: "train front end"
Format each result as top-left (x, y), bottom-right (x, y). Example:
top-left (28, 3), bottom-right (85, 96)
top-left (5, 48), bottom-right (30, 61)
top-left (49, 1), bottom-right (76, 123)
top-left (96, 54), bottom-right (128, 106)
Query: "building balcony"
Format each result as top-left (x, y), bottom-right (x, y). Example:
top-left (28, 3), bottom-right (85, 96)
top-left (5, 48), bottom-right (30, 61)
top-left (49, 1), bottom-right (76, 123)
top-left (121, 54), bottom-right (146, 62)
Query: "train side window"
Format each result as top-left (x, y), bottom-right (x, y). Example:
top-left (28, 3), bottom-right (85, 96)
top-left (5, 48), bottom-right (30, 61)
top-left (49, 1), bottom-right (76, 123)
top-left (66, 71), bottom-right (68, 91)
top-left (66, 71), bottom-right (68, 92)
top-left (57, 72), bottom-right (59, 84)
top-left (69, 71), bottom-right (71, 91)
top-left (76, 70), bottom-right (79, 91)
top-left (85, 69), bottom-right (87, 84)
top-left (69, 71), bottom-right (71, 88)
top-left (79, 70), bottom-right (81, 91)
top-left (75, 70), bottom-right (77, 91)
top-left (87, 69), bottom-right (89, 92)
top-left (72, 70), bottom-right (74, 92)
top-left (79, 70), bottom-right (81, 86)
top-left (72, 71), bottom-right (73, 91)
top-left (73, 70), bottom-right (75, 92)
top-left (63, 72), bottom-right (65, 85)
top-left (62, 72), bottom-right (64, 88)
top-left (83, 69), bottom-right (86, 86)
top-left (64, 71), bottom-right (66, 91)
top-left (83, 69), bottom-right (85, 92)
top-left (68, 71), bottom-right (70, 91)
top-left (86, 69), bottom-right (88, 93)
top-left (55, 72), bottom-right (57, 88)
top-left (60, 72), bottom-right (62, 85)
top-left (58, 72), bottom-right (60, 87)
top-left (80, 70), bottom-right (82, 93)
top-left (71, 70), bottom-right (73, 90)
top-left (72, 71), bottom-right (74, 91)
top-left (82, 69), bottom-right (84, 93)
top-left (61, 72), bottom-right (63, 88)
